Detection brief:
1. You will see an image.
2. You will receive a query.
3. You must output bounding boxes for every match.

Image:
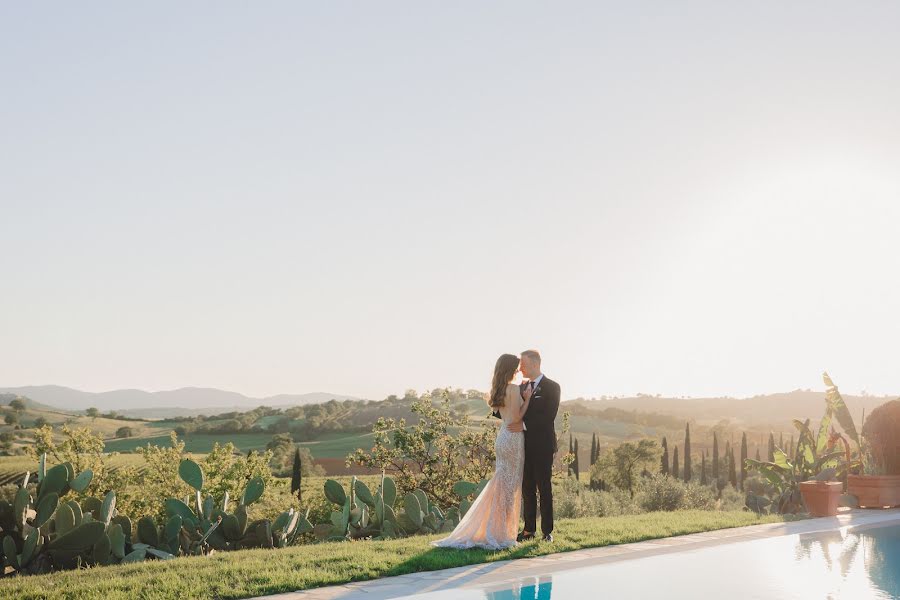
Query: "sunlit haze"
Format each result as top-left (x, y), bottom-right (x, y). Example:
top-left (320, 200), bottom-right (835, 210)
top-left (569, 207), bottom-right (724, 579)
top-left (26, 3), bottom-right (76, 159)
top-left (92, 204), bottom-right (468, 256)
top-left (3, 2), bottom-right (899, 400)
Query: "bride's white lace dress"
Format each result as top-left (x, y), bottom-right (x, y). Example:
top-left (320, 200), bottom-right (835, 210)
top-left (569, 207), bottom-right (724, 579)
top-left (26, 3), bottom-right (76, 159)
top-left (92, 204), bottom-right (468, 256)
top-left (432, 383), bottom-right (525, 550)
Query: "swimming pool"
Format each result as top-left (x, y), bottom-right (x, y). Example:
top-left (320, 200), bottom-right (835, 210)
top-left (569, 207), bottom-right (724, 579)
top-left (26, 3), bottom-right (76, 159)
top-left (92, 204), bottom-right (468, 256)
top-left (397, 523), bottom-right (900, 599)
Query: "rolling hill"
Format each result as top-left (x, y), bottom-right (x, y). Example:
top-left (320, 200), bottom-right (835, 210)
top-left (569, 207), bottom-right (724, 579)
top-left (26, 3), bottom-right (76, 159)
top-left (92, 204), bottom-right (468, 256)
top-left (0, 385), bottom-right (362, 416)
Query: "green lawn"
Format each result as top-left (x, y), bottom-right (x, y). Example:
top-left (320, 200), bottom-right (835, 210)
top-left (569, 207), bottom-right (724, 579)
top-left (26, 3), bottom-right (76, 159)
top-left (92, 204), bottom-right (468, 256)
top-left (0, 511), bottom-right (784, 600)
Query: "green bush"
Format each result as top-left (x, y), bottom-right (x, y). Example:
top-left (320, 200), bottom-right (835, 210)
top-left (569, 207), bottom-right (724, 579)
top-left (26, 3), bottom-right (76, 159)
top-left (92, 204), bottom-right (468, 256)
top-left (554, 477), bottom-right (606, 518)
top-left (596, 488), bottom-right (639, 516)
top-left (637, 474), bottom-right (685, 512)
top-left (635, 474), bottom-right (719, 512)
top-left (862, 399), bottom-right (900, 475)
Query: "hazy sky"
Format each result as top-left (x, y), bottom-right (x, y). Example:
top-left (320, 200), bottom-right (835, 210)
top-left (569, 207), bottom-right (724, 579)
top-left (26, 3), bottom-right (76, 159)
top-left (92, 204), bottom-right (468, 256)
top-left (3, 2), bottom-right (900, 401)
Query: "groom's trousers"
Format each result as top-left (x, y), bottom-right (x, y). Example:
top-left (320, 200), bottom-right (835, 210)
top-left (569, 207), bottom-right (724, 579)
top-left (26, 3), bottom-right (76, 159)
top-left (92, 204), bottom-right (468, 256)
top-left (522, 450), bottom-right (553, 536)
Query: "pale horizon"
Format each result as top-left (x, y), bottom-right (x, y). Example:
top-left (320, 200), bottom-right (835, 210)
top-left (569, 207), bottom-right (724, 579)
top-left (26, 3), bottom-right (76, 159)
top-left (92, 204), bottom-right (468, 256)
top-left (3, 3), bottom-right (900, 402)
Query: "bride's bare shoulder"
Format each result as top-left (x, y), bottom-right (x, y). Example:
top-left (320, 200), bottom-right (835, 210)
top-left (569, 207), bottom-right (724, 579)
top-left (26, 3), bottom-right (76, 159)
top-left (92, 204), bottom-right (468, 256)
top-left (506, 383), bottom-right (521, 396)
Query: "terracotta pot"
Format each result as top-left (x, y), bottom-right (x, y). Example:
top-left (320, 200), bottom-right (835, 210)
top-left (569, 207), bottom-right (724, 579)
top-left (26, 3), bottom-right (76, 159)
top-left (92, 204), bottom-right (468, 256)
top-left (799, 481), bottom-right (843, 517)
top-left (848, 474), bottom-right (900, 508)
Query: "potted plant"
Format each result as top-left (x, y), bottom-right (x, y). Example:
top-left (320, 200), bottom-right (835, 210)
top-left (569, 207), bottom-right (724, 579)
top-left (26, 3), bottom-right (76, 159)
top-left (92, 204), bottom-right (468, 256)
top-left (799, 468), bottom-right (843, 517)
top-left (744, 372), bottom-right (852, 516)
top-left (848, 399), bottom-right (900, 508)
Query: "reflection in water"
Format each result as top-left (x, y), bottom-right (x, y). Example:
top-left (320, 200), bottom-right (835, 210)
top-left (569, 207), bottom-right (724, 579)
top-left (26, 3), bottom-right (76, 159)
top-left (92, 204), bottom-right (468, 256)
top-left (485, 576), bottom-right (552, 600)
top-left (794, 524), bottom-right (900, 599)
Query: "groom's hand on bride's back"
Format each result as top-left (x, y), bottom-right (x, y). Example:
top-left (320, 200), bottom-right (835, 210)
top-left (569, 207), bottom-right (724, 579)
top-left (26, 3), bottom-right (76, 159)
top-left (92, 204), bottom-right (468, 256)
top-left (506, 421), bottom-right (524, 432)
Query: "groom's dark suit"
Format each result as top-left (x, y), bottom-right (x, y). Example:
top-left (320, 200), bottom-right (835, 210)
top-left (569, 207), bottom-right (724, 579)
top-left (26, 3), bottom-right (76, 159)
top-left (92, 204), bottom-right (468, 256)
top-left (520, 376), bottom-right (560, 537)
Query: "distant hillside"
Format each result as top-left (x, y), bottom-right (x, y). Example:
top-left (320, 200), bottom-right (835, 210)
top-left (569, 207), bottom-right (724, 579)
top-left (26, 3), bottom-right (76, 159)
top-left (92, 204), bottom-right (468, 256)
top-left (576, 390), bottom-right (893, 428)
top-left (0, 386), bottom-right (362, 415)
top-left (0, 392), bottom-right (64, 413)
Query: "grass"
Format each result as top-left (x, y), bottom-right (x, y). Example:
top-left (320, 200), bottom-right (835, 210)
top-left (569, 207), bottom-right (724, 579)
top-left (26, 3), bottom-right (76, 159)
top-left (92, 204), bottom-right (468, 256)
top-left (0, 511), bottom-right (785, 600)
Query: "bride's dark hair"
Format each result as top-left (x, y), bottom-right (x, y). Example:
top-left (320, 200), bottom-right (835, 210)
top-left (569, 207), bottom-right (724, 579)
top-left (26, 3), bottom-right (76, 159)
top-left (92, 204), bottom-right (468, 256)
top-left (489, 354), bottom-right (520, 408)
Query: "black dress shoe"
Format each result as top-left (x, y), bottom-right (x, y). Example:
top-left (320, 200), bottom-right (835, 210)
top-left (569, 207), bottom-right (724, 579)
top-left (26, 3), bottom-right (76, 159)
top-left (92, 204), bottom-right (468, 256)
top-left (517, 531), bottom-right (535, 542)
top-left (541, 534), bottom-right (553, 542)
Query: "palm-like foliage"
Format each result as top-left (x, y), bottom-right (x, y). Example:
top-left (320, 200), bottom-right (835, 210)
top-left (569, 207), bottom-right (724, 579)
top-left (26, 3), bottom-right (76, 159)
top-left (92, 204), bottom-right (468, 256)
top-left (744, 372), bottom-right (854, 514)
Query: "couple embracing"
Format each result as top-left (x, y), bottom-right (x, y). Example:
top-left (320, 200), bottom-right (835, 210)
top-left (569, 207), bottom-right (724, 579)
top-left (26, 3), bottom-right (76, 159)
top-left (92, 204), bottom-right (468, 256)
top-left (434, 350), bottom-right (560, 550)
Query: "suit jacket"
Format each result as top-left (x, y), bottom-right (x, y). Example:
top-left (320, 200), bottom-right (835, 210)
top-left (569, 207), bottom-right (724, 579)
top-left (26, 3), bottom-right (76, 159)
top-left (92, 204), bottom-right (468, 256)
top-left (521, 376), bottom-right (560, 456)
top-left (491, 375), bottom-right (560, 456)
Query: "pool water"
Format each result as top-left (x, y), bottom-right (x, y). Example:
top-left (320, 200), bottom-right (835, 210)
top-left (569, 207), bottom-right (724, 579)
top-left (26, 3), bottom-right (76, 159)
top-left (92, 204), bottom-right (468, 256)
top-left (399, 524), bottom-right (900, 599)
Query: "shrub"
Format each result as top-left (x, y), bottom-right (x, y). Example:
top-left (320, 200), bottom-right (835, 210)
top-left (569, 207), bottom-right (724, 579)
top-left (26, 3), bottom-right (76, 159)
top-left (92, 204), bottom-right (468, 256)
top-left (716, 484), bottom-right (746, 511)
top-left (636, 474), bottom-right (720, 512)
top-left (862, 399), bottom-right (900, 475)
top-left (597, 488), bottom-right (639, 516)
top-left (591, 439), bottom-right (660, 498)
top-left (116, 426), bottom-right (134, 438)
top-left (554, 476), bottom-right (606, 518)
top-left (347, 391), bottom-right (497, 508)
top-left (637, 474), bottom-right (685, 512)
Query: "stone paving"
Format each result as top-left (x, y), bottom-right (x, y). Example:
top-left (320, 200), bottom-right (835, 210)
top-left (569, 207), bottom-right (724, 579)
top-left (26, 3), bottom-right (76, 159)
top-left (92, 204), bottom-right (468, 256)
top-left (250, 508), bottom-right (900, 600)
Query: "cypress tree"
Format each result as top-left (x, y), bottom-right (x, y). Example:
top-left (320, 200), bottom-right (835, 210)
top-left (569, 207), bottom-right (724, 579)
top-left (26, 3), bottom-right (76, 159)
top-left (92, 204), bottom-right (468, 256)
top-left (568, 435), bottom-right (574, 476)
top-left (573, 438), bottom-right (580, 480)
top-left (661, 436), bottom-right (670, 476)
top-left (290, 448), bottom-right (303, 503)
top-left (591, 433), bottom-right (598, 466)
top-left (712, 433), bottom-right (720, 482)
top-left (684, 423), bottom-right (692, 482)
top-left (740, 432), bottom-right (748, 491)
top-left (756, 447), bottom-right (761, 462)
top-left (700, 451), bottom-right (707, 485)
top-left (767, 433), bottom-right (775, 462)
top-left (779, 432), bottom-right (784, 450)
top-left (672, 445), bottom-right (680, 480)
top-left (728, 446), bottom-right (738, 488)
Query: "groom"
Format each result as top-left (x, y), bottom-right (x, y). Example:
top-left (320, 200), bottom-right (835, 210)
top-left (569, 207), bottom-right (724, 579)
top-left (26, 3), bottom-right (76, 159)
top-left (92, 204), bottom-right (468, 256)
top-left (506, 349), bottom-right (560, 542)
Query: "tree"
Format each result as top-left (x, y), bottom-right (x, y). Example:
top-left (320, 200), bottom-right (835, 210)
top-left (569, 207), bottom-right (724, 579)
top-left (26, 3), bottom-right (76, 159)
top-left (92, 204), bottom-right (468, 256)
top-left (728, 445), bottom-right (738, 489)
top-left (291, 448), bottom-right (303, 503)
top-left (756, 447), bottom-right (761, 461)
top-left (347, 391), bottom-right (497, 507)
top-left (661, 436), bottom-right (669, 476)
top-left (590, 433), bottom-right (598, 466)
top-left (4, 412), bottom-right (17, 425)
top-left (573, 438), bottom-right (580, 480)
top-left (768, 433), bottom-right (775, 462)
top-left (85, 407), bottom-right (100, 419)
top-left (568, 435), bottom-right (574, 477)
top-left (115, 426), bottom-right (134, 438)
top-left (672, 445), bottom-right (680, 480)
top-left (700, 451), bottom-right (708, 485)
top-left (592, 439), bottom-right (659, 498)
top-left (740, 432), bottom-right (748, 491)
top-left (9, 398), bottom-right (26, 414)
top-left (683, 423), bottom-right (692, 483)
top-left (712, 433), bottom-right (720, 482)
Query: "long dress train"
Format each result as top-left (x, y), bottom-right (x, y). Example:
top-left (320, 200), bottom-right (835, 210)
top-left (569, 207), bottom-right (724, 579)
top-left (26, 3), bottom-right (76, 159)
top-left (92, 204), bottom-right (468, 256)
top-left (432, 383), bottom-right (525, 550)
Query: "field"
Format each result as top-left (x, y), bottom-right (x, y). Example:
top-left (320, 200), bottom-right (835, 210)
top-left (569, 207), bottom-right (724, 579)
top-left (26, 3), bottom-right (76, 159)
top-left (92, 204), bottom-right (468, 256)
top-left (103, 432), bottom-right (274, 454)
top-left (0, 453), bottom-right (148, 486)
top-left (99, 430), bottom-right (374, 474)
top-left (0, 511), bottom-right (785, 599)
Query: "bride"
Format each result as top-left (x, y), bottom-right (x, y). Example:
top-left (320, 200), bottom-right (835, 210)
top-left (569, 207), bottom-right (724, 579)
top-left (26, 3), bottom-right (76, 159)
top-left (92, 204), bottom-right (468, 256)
top-left (432, 353), bottom-right (531, 549)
